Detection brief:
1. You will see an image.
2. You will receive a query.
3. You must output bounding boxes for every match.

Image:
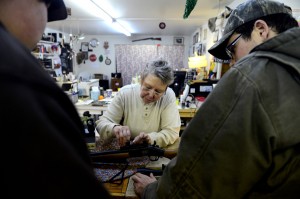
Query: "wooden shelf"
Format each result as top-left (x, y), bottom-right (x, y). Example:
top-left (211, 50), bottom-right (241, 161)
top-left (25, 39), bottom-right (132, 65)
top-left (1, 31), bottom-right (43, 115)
top-left (179, 107), bottom-right (197, 135)
top-left (179, 108), bottom-right (197, 118)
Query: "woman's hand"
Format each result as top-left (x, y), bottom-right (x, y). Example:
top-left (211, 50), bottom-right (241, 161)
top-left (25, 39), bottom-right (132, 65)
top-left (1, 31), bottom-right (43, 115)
top-left (113, 125), bottom-right (131, 147)
top-left (132, 132), bottom-right (151, 145)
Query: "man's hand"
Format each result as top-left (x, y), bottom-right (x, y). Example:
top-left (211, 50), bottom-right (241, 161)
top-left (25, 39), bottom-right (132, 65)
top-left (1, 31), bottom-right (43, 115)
top-left (132, 173), bottom-right (157, 198)
top-left (113, 125), bottom-right (131, 147)
top-left (132, 132), bottom-right (151, 145)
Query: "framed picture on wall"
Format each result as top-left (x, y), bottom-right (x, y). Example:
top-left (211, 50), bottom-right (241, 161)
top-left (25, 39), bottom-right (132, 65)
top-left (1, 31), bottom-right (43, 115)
top-left (193, 32), bottom-right (199, 45)
top-left (190, 46), bottom-right (194, 56)
top-left (199, 29), bottom-right (202, 42)
top-left (196, 43), bottom-right (203, 56)
top-left (81, 42), bottom-right (89, 52)
top-left (213, 29), bottom-right (219, 42)
top-left (202, 43), bottom-right (207, 54)
top-left (174, 37), bottom-right (184, 45)
top-left (203, 29), bottom-right (207, 41)
top-left (195, 32), bottom-right (199, 43)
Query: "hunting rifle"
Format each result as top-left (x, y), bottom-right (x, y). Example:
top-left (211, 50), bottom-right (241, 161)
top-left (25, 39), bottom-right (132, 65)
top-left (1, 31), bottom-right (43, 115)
top-left (90, 141), bottom-right (177, 162)
top-left (132, 37), bottom-right (162, 42)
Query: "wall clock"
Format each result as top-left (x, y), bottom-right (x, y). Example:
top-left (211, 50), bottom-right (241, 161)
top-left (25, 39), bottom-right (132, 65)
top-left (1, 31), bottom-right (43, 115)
top-left (159, 22), bottom-right (166, 29)
top-left (105, 57), bottom-right (111, 65)
top-left (89, 38), bottom-right (99, 48)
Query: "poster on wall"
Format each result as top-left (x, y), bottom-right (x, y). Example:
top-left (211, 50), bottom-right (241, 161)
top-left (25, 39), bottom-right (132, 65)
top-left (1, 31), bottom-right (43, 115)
top-left (197, 44), bottom-right (202, 56)
top-left (195, 43), bottom-right (202, 56)
top-left (202, 43), bottom-right (206, 55)
top-left (174, 37), bottom-right (184, 45)
top-left (213, 29), bottom-right (219, 42)
top-left (81, 42), bottom-right (89, 52)
top-left (193, 32), bottom-right (199, 45)
top-left (203, 29), bottom-right (207, 41)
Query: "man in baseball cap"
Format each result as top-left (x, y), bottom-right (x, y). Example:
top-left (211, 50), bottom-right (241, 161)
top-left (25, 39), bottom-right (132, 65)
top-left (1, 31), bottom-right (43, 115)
top-left (208, 0), bottom-right (292, 61)
top-left (47, 0), bottom-right (68, 22)
top-left (132, 0), bottom-right (300, 198)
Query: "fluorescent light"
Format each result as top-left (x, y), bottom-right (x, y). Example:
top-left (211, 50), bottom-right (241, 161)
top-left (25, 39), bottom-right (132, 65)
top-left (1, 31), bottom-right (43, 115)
top-left (89, 0), bottom-right (131, 36)
top-left (112, 20), bottom-right (131, 36)
top-left (70, 0), bottom-right (131, 36)
top-left (78, 34), bottom-right (85, 40)
top-left (90, 0), bottom-right (114, 22)
top-left (70, 0), bottom-right (112, 22)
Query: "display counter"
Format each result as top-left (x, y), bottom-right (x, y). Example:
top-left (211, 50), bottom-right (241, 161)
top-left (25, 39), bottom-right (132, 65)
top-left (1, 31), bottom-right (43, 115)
top-left (75, 100), bottom-right (197, 119)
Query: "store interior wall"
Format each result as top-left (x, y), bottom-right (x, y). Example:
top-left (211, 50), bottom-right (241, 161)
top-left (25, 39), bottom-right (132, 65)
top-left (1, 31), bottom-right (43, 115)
top-left (44, 0), bottom-right (300, 86)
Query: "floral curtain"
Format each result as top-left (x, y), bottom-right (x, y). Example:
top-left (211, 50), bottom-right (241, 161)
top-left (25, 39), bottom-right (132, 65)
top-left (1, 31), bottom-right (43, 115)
top-left (115, 45), bottom-right (185, 86)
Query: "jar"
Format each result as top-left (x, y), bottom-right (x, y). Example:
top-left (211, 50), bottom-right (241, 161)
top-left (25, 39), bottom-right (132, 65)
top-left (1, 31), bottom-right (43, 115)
top-left (90, 87), bottom-right (100, 101)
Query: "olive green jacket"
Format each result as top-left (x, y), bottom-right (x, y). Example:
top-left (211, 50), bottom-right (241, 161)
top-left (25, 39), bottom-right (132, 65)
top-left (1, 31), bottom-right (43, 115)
top-left (144, 27), bottom-right (300, 198)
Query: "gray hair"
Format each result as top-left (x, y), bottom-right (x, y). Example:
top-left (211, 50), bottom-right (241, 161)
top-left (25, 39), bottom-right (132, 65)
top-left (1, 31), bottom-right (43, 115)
top-left (141, 60), bottom-right (174, 86)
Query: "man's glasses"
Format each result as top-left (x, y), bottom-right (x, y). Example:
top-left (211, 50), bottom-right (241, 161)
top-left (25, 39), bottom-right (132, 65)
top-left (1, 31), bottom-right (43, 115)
top-left (226, 34), bottom-right (242, 59)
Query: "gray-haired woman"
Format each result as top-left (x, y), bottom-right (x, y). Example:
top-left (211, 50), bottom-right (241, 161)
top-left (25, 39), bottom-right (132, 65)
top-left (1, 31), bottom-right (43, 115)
top-left (95, 60), bottom-right (181, 148)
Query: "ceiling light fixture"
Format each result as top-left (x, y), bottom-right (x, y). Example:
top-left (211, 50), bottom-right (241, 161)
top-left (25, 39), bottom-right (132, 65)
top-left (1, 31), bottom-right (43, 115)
top-left (77, 23), bottom-right (85, 40)
top-left (89, 0), bottom-right (131, 36)
top-left (78, 33), bottom-right (85, 40)
top-left (89, 0), bottom-right (114, 22)
top-left (70, 0), bottom-right (131, 36)
top-left (111, 19), bottom-right (131, 37)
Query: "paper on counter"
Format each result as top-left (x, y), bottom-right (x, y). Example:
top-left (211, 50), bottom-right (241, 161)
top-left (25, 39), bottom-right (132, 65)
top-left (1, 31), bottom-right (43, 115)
top-left (75, 99), bottom-right (93, 105)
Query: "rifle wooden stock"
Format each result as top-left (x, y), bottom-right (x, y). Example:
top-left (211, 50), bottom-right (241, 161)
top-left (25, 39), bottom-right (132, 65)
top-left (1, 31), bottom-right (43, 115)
top-left (161, 149), bottom-right (177, 159)
top-left (90, 142), bottom-right (177, 162)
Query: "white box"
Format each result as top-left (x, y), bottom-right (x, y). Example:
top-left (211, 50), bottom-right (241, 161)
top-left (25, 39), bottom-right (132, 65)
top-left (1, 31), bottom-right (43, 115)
top-left (78, 79), bottom-right (99, 97)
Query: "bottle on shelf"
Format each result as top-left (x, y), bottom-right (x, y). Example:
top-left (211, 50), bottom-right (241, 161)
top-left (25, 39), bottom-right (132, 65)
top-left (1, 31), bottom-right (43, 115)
top-left (90, 86), bottom-right (100, 101)
top-left (99, 87), bottom-right (104, 97)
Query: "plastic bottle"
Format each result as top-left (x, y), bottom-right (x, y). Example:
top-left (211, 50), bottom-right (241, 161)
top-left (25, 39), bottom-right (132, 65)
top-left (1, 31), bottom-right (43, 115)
top-left (99, 87), bottom-right (104, 96)
top-left (90, 86), bottom-right (100, 101)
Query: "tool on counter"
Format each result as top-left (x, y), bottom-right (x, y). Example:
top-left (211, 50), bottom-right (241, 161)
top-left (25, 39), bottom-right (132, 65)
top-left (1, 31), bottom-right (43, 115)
top-left (81, 111), bottom-right (96, 149)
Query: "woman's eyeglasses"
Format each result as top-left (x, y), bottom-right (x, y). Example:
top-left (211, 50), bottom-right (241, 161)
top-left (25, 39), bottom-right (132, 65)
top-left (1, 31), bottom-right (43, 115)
top-left (142, 85), bottom-right (165, 97)
top-left (226, 34), bottom-right (242, 59)
top-left (153, 60), bottom-right (168, 67)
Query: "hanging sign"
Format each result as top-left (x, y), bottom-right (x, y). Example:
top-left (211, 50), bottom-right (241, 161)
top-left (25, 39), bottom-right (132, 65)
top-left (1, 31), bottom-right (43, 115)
top-left (99, 55), bottom-right (103, 62)
top-left (89, 54), bottom-right (97, 62)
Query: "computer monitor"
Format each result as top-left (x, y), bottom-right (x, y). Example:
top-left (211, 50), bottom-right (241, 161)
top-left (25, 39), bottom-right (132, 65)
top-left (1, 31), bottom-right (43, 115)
top-left (169, 71), bottom-right (187, 97)
top-left (189, 79), bottom-right (219, 98)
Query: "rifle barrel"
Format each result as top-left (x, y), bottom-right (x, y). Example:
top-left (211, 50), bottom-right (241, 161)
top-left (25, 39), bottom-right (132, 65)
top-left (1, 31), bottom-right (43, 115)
top-left (91, 152), bottom-right (130, 161)
top-left (90, 143), bottom-right (177, 162)
top-left (91, 149), bottom-right (177, 162)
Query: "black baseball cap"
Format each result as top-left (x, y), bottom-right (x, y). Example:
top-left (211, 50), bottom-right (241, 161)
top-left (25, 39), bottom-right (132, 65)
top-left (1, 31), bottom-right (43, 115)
top-left (47, 0), bottom-right (68, 22)
top-left (208, 0), bottom-right (292, 60)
